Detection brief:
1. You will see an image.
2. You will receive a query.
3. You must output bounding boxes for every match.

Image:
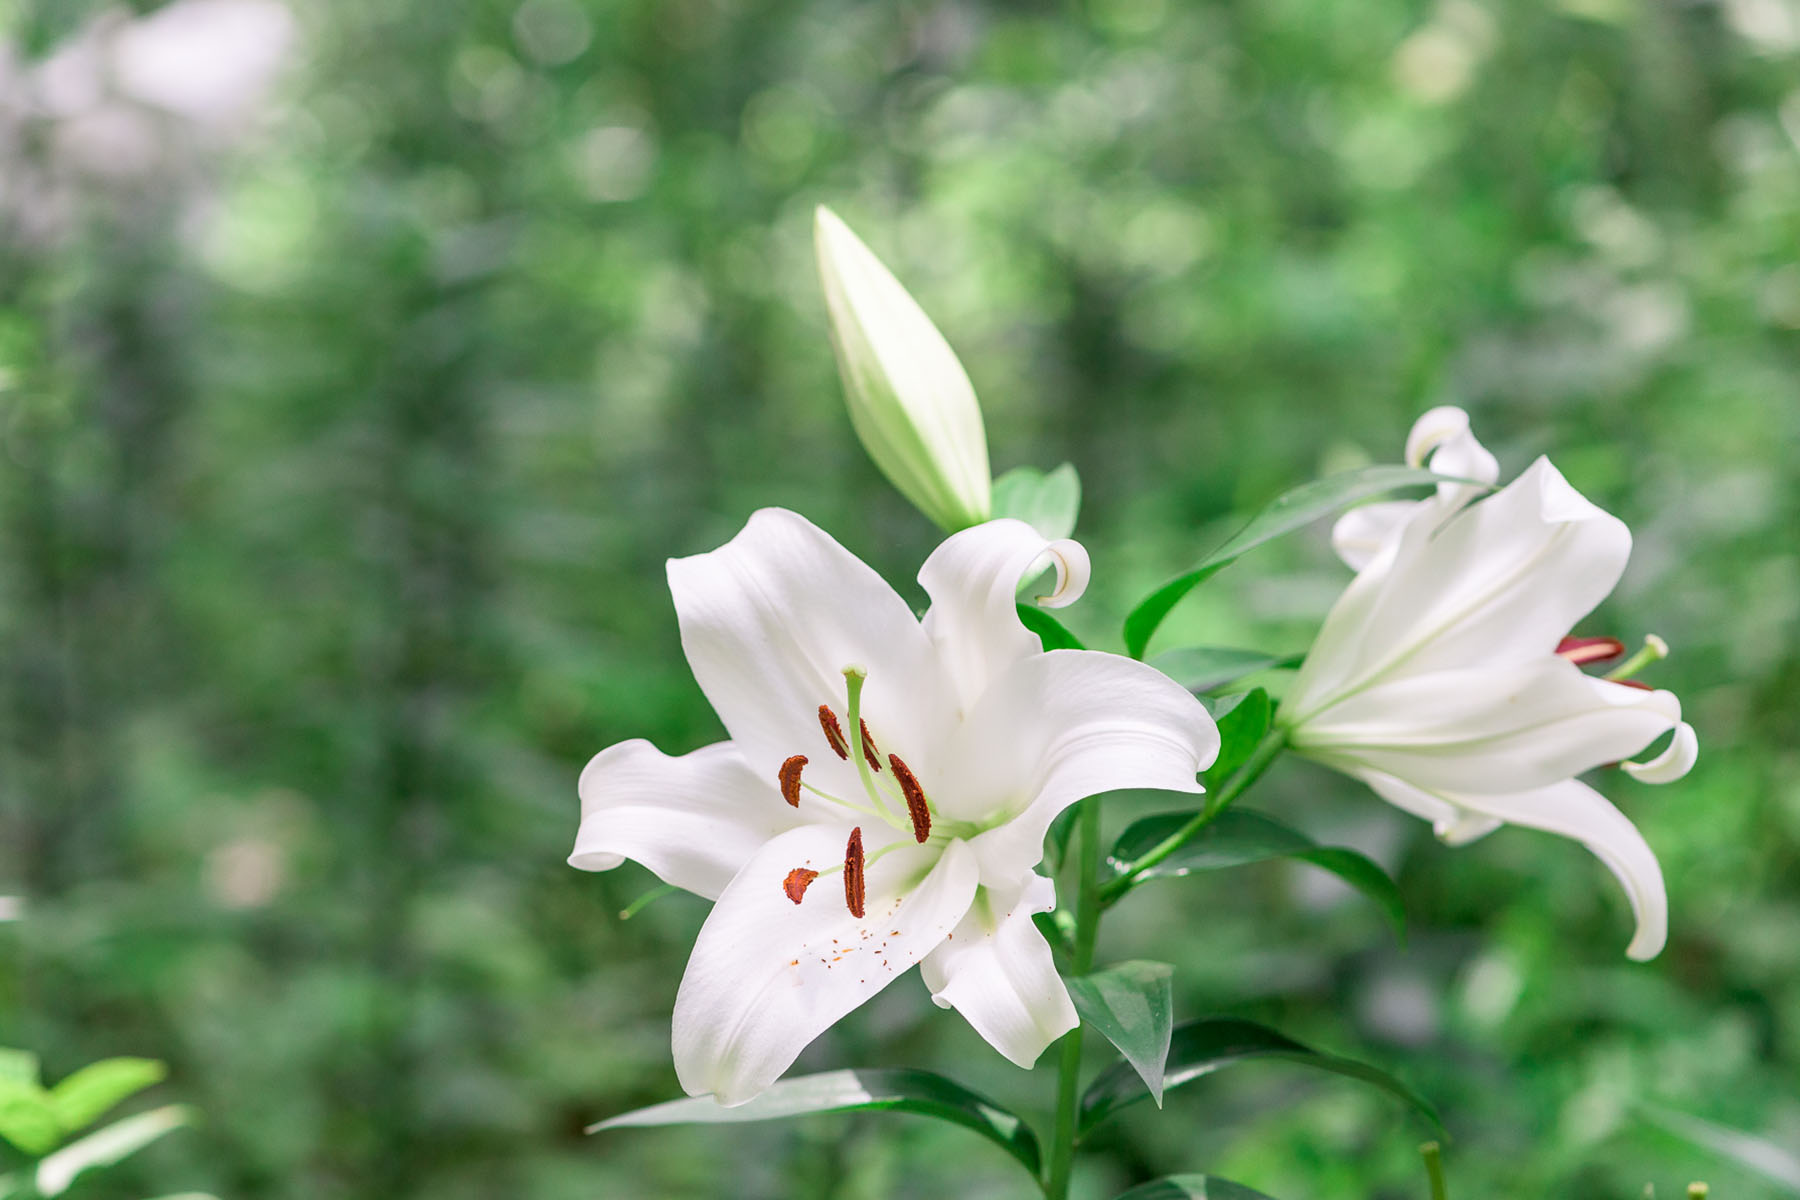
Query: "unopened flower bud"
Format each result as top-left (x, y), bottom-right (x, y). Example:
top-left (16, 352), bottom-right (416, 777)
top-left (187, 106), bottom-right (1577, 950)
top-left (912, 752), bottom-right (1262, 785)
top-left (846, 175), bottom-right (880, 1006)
top-left (814, 206), bottom-right (992, 532)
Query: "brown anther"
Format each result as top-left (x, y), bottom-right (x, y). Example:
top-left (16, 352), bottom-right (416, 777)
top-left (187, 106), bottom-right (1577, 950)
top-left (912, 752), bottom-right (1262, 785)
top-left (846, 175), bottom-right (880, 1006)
top-left (818, 705), bottom-right (850, 759)
top-left (889, 753), bottom-right (931, 844)
top-left (843, 826), bottom-right (866, 919)
top-left (778, 755), bottom-right (807, 807)
top-left (1557, 635), bottom-right (1626, 667)
top-left (782, 867), bottom-right (818, 905)
top-left (1613, 678), bottom-right (1654, 691)
top-left (859, 720), bottom-right (883, 773)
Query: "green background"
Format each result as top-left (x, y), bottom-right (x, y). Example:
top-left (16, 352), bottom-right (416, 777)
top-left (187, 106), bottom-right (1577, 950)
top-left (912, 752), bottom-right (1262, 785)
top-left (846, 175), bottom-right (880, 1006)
top-left (3, 0), bottom-right (1797, 1195)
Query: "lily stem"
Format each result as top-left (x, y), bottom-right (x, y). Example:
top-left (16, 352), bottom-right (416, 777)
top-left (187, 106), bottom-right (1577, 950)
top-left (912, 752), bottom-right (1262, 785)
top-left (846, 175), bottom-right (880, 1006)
top-left (1421, 1141), bottom-right (1448, 1200)
top-left (1100, 727), bottom-right (1287, 905)
top-left (1043, 792), bottom-right (1103, 1199)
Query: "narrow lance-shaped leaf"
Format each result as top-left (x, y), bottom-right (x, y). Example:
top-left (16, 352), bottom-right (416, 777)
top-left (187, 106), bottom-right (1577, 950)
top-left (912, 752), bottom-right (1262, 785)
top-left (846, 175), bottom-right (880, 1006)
top-left (1124, 466), bottom-right (1476, 659)
top-left (1151, 647), bottom-right (1303, 696)
top-left (1080, 1018), bottom-right (1442, 1136)
top-left (0, 1052), bottom-right (39, 1086)
top-left (1107, 808), bottom-right (1406, 943)
top-left (1017, 603), bottom-right (1085, 651)
top-left (1202, 689), bottom-right (1272, 790)
top-left (35, 1105), bottom-right (194, 1197)
top-left (591, 1068), bottom-right (1041, 1177)
top-left (1065, 962), bottom-right (1175, 1106)
top-left (0, 1080), bottom-right (61, 1157)
top-left (1639, 1104), bottom-right (1800, 1192)
top-left (1112, 1176), bottom-right (1283, 1200)
top-left (48, 1057), bottom-right (166, 1135)
top-left (992, 463), bottom-right (1081, 540)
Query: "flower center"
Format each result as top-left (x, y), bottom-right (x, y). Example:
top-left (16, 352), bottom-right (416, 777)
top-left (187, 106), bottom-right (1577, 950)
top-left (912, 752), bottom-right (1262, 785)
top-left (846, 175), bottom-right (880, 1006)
top-left (776, 666), bottom-right (944, 914)
top-left (1559, 633), bottom-right (1667, 688)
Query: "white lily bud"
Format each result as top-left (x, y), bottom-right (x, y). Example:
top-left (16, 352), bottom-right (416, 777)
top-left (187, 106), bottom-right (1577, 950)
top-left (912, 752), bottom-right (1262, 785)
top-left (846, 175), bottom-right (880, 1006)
top-left (813, 206), bottom-right (992, 532)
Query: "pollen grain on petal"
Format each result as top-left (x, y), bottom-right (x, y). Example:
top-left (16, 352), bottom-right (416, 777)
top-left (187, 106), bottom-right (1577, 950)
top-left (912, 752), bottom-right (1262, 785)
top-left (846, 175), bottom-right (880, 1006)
top-left (778, 755), bottom-right (808, 807)
top-left (1557, 635), bottom-right (1626, 666)
top-left (843, 826), bottom-right (866, 919)
top-left (818, 704), bottom-right (851, 759)
top-left (782, 867), bottom-right (819, 905)
top-left (889, 753), bottom-right (931, 843)
top-left (859, 719), bottom-right (882, 772)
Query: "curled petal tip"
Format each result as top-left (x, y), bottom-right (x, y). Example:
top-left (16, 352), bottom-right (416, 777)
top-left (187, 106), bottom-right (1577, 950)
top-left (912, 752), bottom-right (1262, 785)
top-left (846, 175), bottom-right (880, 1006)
top-left (1622, 721), bottom-right (1699, 785)
top-left (1031, 538), bottom-right (1091, 608)
top-left (1404, 406), bottom-right (1474, 468)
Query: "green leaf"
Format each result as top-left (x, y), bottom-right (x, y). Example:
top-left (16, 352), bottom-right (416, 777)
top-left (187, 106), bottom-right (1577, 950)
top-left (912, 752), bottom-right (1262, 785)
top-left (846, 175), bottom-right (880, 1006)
top-left (0, 1079), bottom-right (61, 1157)
top-left (1113, 1175), bottom-right (1281, 1199)
top-left (1202, 689), bottom-right (1272, 790)
top-left (1066, 962), bottom-right (1174, 1106)
top-left (0, 1052), bottom-right (39, 1087)
top-left (591, 1068), bottom-right (1041, 1176)
top-left (1107, 809), bottom-right (1405, 942)
top-left (1017, 603), bottom-right (1085, 651)
top-left (1080, 1018), bottom-right (1442, 1136)
top-left (35, 1105), bottom-right (193, 1197)
top-left (1124, 466), bottom-right (1470, 659)
top-left (1151, 647), bottom-right (1303, 695)
top-left (49, 1058), bottom-right (166, 1135)
top-left (992, 463), bottom-right (1081, 540)
top-left (1044, 804), bottom-right (1080, 870)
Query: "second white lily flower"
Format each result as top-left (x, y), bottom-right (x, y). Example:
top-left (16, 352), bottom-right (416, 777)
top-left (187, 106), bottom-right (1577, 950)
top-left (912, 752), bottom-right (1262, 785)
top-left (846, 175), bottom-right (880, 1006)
top-left (573, 510), bottom-right (1219, 1104)
top-left (1281, 407), bottom-right (1698, 961)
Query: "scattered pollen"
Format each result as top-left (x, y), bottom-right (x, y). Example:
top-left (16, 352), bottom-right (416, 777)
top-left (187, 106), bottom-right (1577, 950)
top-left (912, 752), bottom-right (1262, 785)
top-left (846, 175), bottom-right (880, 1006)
top-left (889, 754), bottom-right (931, 843)
top-left (818, 705), bottom-right (850, 759)
top-left (843, 826), bottom-right (866, 919)
top-left (859, 720), bottom-right (883, 772)
top-left (778, 755), bottom-right (807, 807)
top-left (782, 868), bottom-right (819, 904)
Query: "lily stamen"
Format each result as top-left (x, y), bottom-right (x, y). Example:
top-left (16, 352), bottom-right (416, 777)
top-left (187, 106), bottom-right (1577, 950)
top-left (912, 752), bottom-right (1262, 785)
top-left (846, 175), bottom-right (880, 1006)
top-left (889, 753), bottom-right (931, 843)
top-left (1556, 635), bottom-right (1626, 667)
top-left (843, 827), bottom-right (866, 918)
top-left (782, 868), bottom-right (818, 904)
top-left (859, 720), bottom-right (883, 773)
top-left (818, 705), bottom-right (851, 759)
top-left (778, 755), bottom-right (807, 807)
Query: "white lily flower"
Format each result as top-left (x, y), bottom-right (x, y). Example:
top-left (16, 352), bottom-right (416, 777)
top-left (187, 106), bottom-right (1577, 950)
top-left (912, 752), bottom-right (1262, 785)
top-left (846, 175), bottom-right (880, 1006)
top-left (814, 206), bottom-right (993, 532)
top-left (573, 509), bottom-right (1218, 1104)
top-left (1281, 408), bottom-right (1698, 961)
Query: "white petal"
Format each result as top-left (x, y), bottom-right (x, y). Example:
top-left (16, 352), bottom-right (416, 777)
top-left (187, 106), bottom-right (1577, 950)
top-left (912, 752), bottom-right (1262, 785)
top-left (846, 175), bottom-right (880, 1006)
top-left (1622, 721), bottom-right (1699, 784)
top-left (572, 740), bottom-right (800, 900)
top-left (1456, 780), bottom-right (1667, 961)
top-left (814, 207), bottom-right (991, 532)
top-left (940, 649), bottom-right (1218, 885)
top-left (672, 826), bottom-right (978, 1106)
top-left (920, 874), bottom-right (1076, 1068)
top-left (1294, 659), bottom-right (1682, 796)
top-left (1355, 767), bottom-right (1504, 845)
top-left (1331, 500), bottom-right (1421, 571)
top-left (668, 508), bottom-right (955, 798)
top-left (1289, 457), bottom-right (1631, 719)
top-left (918, 518), bottom-right (1090, 708)
top-left (1405, 404), bottom-right (1500, 511)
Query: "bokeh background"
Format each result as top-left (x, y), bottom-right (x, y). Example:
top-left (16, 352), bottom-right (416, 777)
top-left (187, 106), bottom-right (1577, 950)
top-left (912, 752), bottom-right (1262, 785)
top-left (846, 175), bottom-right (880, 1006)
top-left (3, 0), bottom-right (1798, 1195)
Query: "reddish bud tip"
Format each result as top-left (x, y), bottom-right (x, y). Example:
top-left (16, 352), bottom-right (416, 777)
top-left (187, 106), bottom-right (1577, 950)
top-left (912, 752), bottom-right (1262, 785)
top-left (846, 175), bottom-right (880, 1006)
top-left (1557, 635), bottom-right (1627, 667)
top-left (843, 827), bottom-right (866, 919)
top-left (818, 705), bottom-right (850, 759)
top-left (859, 720), bottom-right (882, 772)
top-left (889, 754), bottom-right (931, 844)
top-left (778, 755), bottom-right (807, 807)
top-left (782, 867), bottom-right (818, 905)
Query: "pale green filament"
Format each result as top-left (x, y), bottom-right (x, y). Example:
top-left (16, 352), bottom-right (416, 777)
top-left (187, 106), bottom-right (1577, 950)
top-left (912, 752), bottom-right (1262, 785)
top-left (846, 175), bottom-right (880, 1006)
top-left (1604, 634), bottom-right (1669, 682)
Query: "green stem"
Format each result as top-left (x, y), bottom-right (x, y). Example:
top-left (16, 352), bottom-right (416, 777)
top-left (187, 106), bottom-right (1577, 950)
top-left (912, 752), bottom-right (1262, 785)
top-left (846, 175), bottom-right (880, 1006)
top-left (1100, 727), bottom-right (1286, 906)
top-left (1043, 793), bottom-right (1103, 1199)
top-left (1421, 1141), bottom-right (1448, 1200)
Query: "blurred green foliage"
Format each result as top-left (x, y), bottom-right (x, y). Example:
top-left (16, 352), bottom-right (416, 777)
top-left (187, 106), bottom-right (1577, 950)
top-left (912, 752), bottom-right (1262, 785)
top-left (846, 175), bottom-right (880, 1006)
top-left (1, 0), bottom-right (1796, 1196)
